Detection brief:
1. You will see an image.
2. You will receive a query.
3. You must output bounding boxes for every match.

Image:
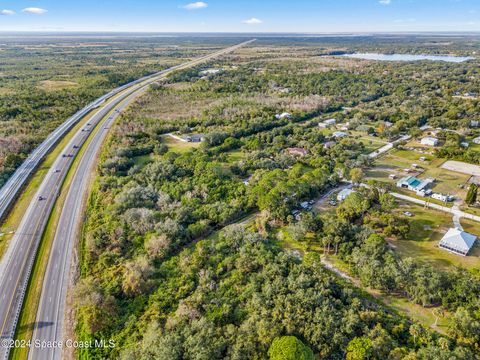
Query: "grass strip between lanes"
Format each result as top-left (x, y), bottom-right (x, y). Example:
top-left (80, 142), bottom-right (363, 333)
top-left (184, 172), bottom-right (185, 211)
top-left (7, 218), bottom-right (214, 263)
top-left (10, 105), bottom-right (117, 360)
top-left (0, 88), bottom-right (129, 260)
top-left (0, 111), bottom-right (95, 259)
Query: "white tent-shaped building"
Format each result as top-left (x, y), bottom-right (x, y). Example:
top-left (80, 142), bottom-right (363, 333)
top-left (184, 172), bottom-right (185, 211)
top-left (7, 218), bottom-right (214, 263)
top-left (439, 228), bottom-right (477, 256)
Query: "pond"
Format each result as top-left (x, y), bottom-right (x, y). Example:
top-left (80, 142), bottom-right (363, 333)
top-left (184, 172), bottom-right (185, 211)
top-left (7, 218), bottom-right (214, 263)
top-left (342, 53), bottom-right (474, 63)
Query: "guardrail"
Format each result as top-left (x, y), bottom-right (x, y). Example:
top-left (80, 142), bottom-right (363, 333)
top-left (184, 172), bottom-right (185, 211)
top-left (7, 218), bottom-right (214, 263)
top-left (0, 39), bottom-right (255, 223)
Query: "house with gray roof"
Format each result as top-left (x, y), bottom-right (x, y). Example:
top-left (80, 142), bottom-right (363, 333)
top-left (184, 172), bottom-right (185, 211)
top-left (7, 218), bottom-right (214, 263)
top-left (439, 228), bottom-right (477, 256)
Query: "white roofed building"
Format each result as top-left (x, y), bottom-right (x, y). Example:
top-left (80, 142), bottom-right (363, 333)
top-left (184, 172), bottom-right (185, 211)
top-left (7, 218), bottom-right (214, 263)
top-left (420, 137), bottom-right (439, 147)
top-left (337, 188), bottom-right (355, 202)
top-left (276, 112), bottom-right (292, 120)
top-left (332, 131), bottom-right (348, 138)
top-left (439, 228), bottom-right (477, 256)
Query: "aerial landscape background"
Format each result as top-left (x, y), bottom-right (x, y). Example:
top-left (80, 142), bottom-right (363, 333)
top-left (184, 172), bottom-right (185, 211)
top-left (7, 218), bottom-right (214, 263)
top-left (0, 1), bottom-right (480, 360)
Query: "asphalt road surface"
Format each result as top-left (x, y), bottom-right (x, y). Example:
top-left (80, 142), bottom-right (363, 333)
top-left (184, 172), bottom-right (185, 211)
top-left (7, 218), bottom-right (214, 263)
top-left (0, 40), bottom-right (254, 360)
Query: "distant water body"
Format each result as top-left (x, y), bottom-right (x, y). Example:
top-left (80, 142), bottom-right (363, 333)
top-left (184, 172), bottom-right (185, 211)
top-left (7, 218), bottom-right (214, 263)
top-left (343, 53), bottom-right (474, 63)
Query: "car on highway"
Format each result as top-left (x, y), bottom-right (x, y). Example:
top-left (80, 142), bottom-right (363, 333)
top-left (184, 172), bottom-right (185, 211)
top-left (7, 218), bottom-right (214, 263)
top-left (73, 145), bottom-right (79, 149)
top-left (38, 196), bottom-right (45, 201)
top-left (54, 169), bottom-right (61, 173)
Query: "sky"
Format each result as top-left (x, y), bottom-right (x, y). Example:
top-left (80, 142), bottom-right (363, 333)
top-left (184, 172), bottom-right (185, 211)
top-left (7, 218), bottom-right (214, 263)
top-left (0, 0), bottom-right (479, 33)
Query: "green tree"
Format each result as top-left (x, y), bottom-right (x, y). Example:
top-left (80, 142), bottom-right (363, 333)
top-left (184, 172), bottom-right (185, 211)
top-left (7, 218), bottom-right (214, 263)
top-left (346, 337), bottom-right (373, 360)
top-left (465, 184), bottom-right (478, 206)
top-left (268, 336), bottom-right (314, 360)
top-left (350, 168), bottom-right (364, 185)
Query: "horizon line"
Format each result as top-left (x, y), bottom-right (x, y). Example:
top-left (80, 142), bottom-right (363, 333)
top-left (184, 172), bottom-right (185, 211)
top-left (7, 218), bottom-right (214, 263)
top-left (1, 30), bottom-right (480, 35)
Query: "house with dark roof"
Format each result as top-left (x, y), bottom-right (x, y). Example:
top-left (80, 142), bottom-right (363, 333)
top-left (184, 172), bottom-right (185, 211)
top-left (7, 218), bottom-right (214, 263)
top-left (189, 134), bottom-right (205, 143)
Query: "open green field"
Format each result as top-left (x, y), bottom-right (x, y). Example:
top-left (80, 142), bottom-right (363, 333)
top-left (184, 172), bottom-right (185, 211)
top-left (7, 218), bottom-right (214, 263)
top-left (389, 201), bottom-right (480, 270)
top-left (162, 135), bottom-right (201, 153)
top-left (276, 227), bottom-right (323, 253)
top-left (357, 136), bottom-right (388, 153)
top-left (226, 150), bottom-right (245, 163)
top-left (384, 296), bottom-right (450, 334)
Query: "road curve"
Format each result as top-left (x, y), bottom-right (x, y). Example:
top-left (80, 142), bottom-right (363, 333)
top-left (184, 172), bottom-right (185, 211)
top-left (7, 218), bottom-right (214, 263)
top-left (0, 39), bottom-right (255, 360)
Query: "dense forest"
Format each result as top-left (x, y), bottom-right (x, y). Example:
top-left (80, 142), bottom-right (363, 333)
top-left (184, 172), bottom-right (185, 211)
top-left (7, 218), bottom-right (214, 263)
top-left (74, 37), bottom-right (480, 359)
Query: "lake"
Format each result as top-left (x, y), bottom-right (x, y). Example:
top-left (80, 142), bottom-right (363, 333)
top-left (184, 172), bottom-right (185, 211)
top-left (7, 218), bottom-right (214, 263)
top-left (342, 53), bottom-right (474, 63)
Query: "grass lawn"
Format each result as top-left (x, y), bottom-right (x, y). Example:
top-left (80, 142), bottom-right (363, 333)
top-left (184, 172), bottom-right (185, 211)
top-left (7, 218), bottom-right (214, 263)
top-left (276, 227), bottom-right (323, 253)
top-left (133, 154), bottom-right (153, 168)
top-left (389, 202), bottom-right (480, 271)
top-left (385, 297), bottom-right (449, 334)
top-left (460, 205), bottom-right (480, 217)
top-left (461, 218), bottom-right (480, 238)
top-left (421, 166), bottom-right (469, 198)
top-left (226, 150), bottom-right (245, 163)
top-left (162, 135), bottom-right (201, 153)
top-left (357, 136), bottom-right (388, 153)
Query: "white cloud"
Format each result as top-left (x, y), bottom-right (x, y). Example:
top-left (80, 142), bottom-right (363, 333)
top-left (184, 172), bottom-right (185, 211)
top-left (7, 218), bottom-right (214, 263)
top-left (243, 17), bottom-right (263, 25)
top-left (379, 0), bottom-right (391, 4)
top-left (182, 2), bottom-right (208, 10)
top-left (0, 9), bottom-right (15, 15)
top-left (22, 7), bottom-right (48, 14)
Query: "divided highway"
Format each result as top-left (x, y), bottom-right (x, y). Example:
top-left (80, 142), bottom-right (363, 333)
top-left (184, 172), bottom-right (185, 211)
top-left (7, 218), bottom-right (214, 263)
top-left (0, 39), bottom-right (252, 224)
top-left (0, 40), bottom-right (254, 360)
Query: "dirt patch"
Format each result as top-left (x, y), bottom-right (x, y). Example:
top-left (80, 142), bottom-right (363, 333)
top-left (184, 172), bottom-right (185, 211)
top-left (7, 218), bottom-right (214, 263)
top-left (441, 160), bottom-right (480, 177)
top-left (38, 80), bottom-right (79, 91)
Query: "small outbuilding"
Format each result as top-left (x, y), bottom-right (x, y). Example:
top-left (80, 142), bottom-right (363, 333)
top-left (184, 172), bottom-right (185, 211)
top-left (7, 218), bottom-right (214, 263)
top-left (323, 141), bottom-right (336, 149)
top-left (439, 228), bottom-right (477, 256)
top-left (190, 134), bottom-right (205, 143)
top-left (319, 119), bottom-right (336, 128)
top-left (287, 147), bottom-right (309, 157)
top-left (276, 112), bottom-right (292, 120)
top-left (337, 188), bottom-right (355, 202)
top-left (420, 137), bottom-right (439, 147)
top-left (332, 131), bottom-right (348, 138)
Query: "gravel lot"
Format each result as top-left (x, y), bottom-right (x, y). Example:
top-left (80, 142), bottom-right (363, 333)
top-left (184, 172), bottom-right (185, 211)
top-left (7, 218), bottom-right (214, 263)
top-left (441, 160), bottom-right (480, 177)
